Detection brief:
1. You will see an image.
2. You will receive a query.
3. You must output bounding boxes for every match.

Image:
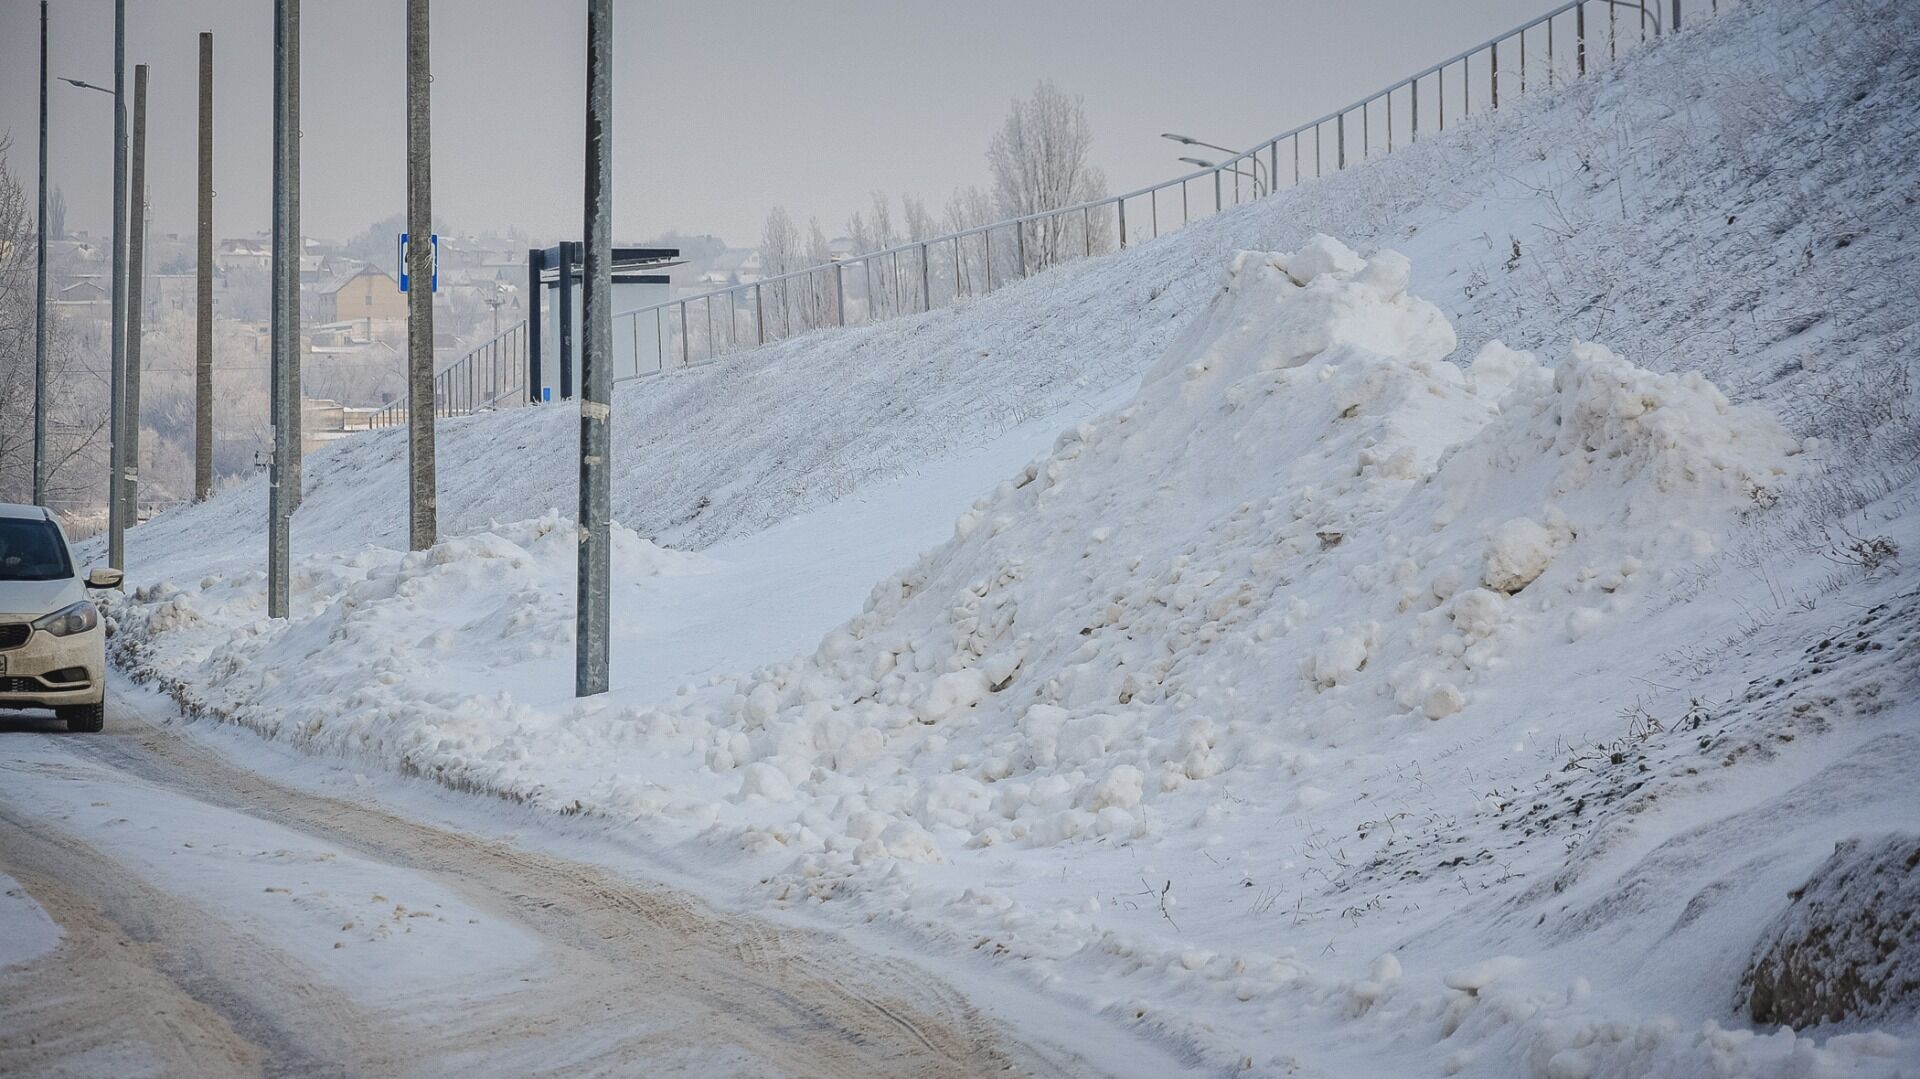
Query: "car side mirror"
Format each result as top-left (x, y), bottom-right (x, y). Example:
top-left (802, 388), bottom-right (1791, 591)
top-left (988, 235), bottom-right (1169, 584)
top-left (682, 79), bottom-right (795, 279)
top-left (85, 567), bottom-right (124, 590)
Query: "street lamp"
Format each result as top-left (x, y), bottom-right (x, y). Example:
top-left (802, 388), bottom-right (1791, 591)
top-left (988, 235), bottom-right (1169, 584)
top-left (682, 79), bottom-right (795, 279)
top-left (484, 289), bottom-right (506, 338)
top-left (1178, 156), bottom-right (1265, 196)
top-left (62, 67), bottom-right (130, 571)
top-left (1164, 132), bottom-right (1267, 197)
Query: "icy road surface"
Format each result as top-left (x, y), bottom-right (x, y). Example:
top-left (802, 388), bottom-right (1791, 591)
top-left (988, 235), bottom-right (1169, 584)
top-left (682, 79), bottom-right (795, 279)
top-left (0, 684), bottom-right (1141, 1078)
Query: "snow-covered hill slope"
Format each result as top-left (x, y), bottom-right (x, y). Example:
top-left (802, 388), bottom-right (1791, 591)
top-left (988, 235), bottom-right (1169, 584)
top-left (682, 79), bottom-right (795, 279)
top-left (121, 0), bottom-right (1913, 567)
top-left (102, 2), bottom-right (1917, 1076)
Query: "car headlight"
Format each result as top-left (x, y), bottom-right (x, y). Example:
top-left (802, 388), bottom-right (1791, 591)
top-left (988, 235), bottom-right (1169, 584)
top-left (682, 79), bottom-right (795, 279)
top-left (32, 600), bottom-right (98, 637)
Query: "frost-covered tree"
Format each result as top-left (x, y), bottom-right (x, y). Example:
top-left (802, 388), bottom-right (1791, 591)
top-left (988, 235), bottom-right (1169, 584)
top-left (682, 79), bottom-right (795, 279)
top-left (759, 205), bottom-right (804, 335)
top-left (45, 185), bottom-right (66, 243)
top-left (848, 192), bottom-right (904, 318)
top-left (0, 138), bottom-right (109, 515)
top-left (987, 80), bottom-right (1111, 273)
top-left (846, 191), bottom-right (898, 256)
top-left (805, 217), bottom-right (836, 328)
top-left (943, 184), bottom-right (995, 295)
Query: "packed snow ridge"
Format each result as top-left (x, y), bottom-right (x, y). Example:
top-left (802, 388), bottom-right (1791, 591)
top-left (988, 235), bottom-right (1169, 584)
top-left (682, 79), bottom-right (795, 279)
top-left (112, 238), bottom-right (1914, 1077)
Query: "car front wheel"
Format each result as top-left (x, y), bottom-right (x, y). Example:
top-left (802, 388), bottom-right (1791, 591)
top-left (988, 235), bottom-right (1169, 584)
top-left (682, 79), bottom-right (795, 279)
top-left (58, 702), bottom-right (104, 733)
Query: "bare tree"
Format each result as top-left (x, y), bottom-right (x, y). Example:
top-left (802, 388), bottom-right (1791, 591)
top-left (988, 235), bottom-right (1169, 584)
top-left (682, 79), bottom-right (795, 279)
top-left (847, 192), bottom-right (901, 318)
top-left (902, 194), bottom-right (936, 244)
top-left (759, 205), bottom-right (803, 335)
top-left (943, 184), bottom-right (995, 295)
top-left (988, 80), bottom-right (1111, 274)
top-left (0, 137), bottom-right (110, 517)
top-left (805, 217), bottom-right (835, 328)
top-left (45, 185), bottom-right (65, 242)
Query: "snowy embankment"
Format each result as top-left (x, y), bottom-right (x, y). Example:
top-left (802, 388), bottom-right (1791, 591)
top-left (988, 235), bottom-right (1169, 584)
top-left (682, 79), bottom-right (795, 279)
top-left (100, 2), bottom-right (1917, 1076)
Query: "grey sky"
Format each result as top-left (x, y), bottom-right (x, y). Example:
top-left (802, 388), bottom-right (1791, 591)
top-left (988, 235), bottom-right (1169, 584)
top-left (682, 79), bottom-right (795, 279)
top-left (2, 1), bottom-right (1549, 248)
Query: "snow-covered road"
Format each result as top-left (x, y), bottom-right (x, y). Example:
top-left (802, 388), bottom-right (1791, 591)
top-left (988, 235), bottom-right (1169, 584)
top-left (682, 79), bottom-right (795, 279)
top-left (0, 683), bottom-right (1138, 1078)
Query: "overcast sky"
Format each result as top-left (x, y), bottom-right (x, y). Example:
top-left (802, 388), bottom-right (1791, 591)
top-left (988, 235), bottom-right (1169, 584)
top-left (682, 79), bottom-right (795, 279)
top-left (2, 0), bottom-right (1548, 249)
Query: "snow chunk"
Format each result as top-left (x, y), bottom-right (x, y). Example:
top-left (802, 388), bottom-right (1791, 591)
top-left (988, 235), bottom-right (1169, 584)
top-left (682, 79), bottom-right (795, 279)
top-left (737, 762), bottom-right (795, 802)
top-left (1083, 765), bottom-right (1146, 811)
top-left (1482, 517), bottom-right (1562, 594)
top-left (1444, 955), bottom-right (1525, 994)
top-left (1272, 234), bottom-right (1365, 285)
top-left (915, 669), bottom-right (992, 724)
top-left (1423, 683), bottom-right (1466, 721)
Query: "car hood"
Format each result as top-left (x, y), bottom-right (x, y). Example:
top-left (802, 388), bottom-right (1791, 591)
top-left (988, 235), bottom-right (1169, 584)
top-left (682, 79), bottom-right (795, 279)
top-left (0, 577), bottom-right (84, 621)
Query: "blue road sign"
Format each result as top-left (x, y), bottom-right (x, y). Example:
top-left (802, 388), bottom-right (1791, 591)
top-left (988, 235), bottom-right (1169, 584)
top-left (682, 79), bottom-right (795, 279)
top-left (398, 232), bottom-right (438, 292)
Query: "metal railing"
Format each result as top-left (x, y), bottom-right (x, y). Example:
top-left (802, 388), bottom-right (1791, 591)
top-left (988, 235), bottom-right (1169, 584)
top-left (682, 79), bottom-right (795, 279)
top-left (611, 0), bottom-right (1723, 378)
top-left (368, 320), bottom-right (529, 429)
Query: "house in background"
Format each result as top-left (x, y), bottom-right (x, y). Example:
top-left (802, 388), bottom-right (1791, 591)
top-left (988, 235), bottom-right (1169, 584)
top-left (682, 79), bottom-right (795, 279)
top-left (318, 266), bottom-right (408, 333)
top-left (52, 276), bottom-right (110, 319)
top-left (215, 237), bottom-right (271, 271)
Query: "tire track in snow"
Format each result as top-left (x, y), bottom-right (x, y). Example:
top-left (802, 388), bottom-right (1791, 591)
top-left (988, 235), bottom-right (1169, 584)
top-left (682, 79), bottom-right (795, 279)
top-left (11, 690), bottom-right (1087, 1077)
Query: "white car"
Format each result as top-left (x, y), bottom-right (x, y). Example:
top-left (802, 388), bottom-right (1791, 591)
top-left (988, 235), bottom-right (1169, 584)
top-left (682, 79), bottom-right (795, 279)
top-left (0, 503), bottom-right (122, 732)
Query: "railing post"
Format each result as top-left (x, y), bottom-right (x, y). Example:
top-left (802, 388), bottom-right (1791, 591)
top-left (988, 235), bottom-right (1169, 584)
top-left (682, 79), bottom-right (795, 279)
top-left (1086, 206), bottom-right (1094, 253)
top-left (834, 261), bottom-right (845, 325)
top-left (1577, 3), bottom-right (1587, 75)
top-left (1015, 220), bottom-right (1027, 276)
top-left (982, 231), bottom-right (993, 292)
top-left (557, 241), bottom-right (574, 399)
top-left (1337, 112), bottom-right (1346, 169)
top-left (1670, 0), bottom-right (1680, 32)
top-left (1118, 200), bottom-right (1127, 248)
top-left (679, 300), bottom-right (689, 366)
top-left (755, 282), bottom-right (765, 344)
top-left (1214, 169), bottom-right (1222, 211)
top-left (526, 247), bottom-right (542, 403)
top-left (920, 242), bottom-right (930, 310)
top-left (1411, 77), bottom-right (1419, 142)
top-left (705, 295), bottom-right (715, 360)
top-left (1491, 41), bottom-right (1499, 109)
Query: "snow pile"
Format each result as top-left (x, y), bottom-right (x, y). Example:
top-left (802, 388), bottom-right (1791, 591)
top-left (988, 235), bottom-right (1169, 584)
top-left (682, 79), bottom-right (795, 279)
top-left (656, 237), bottom-right (1801, 866)
top-left (115, 513), bottom-right (712, 775)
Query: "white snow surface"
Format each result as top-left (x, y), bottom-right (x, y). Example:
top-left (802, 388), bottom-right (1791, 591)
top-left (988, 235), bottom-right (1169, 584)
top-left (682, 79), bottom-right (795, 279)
top-left (97, 3), bottom-right (1919, 1076)
top-left (0, 739), bottom-right (545, 996)
top-left (0, 870), bottom-right (60, 970)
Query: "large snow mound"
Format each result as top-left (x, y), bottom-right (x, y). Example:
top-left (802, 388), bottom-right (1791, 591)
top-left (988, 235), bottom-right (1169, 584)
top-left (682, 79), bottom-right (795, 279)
top-left (671, 237), bottom-right (1803, 859)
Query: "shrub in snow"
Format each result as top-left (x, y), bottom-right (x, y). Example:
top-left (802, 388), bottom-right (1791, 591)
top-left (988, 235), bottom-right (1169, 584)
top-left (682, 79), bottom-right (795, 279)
top-left (1740, 834), bottom-right (1920, 1027)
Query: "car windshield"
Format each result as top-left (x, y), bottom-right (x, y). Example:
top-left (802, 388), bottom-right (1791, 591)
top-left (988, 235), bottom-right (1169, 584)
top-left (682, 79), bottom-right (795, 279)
top-left (0, 517), bottom-right (74, 582)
